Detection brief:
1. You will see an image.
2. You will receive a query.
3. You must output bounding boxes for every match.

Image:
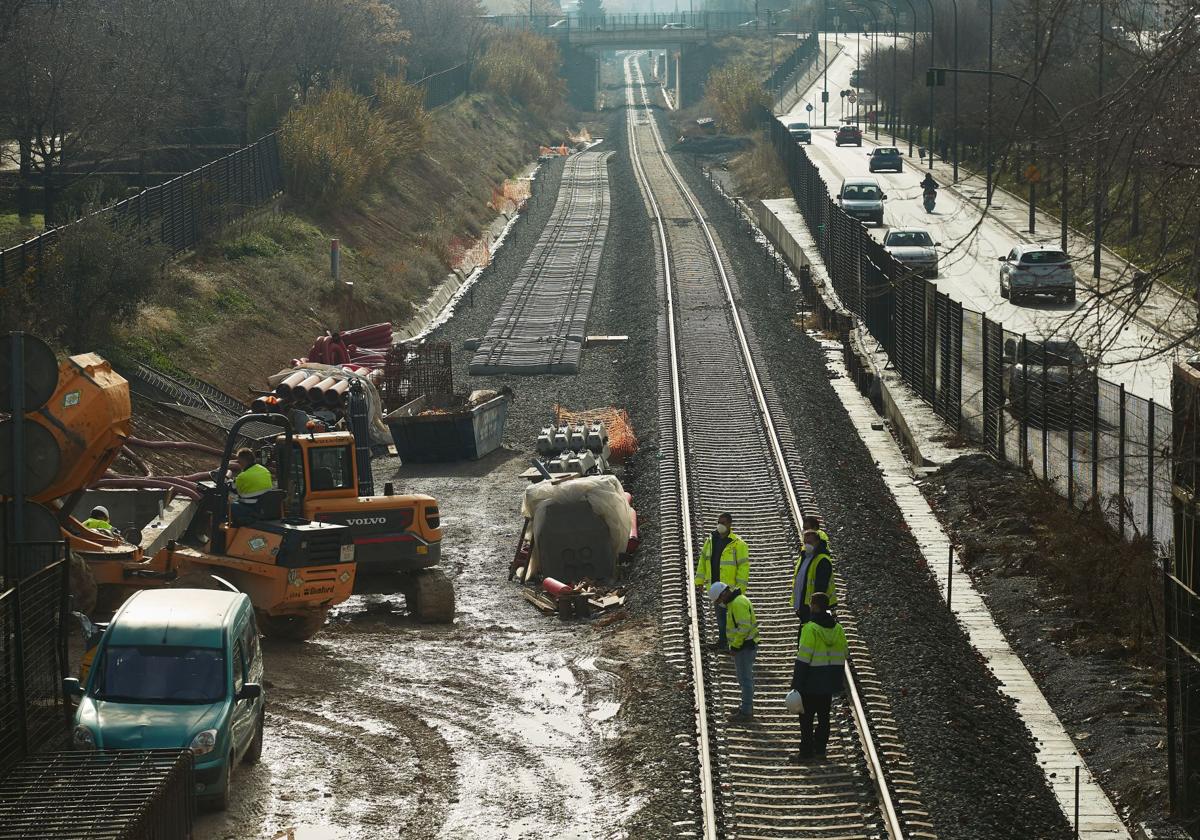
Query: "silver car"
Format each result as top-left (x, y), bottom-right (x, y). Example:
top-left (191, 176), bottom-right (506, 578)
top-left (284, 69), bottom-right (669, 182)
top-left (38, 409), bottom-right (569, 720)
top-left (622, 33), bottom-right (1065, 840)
top-left (837, 177), bottom-right (886, 226)
top-left (999, 244), bottom-right (1076, 304)
top-left (884, 228), bottom-right (939, 277)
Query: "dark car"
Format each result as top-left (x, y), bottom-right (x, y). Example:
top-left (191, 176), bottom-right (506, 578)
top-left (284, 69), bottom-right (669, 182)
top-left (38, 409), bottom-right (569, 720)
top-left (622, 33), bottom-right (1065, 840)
top-left (788, 120), bottom-right (812, 143)
top-left (1003, 337), bottom-right (1098, 428)
top-left (868, 146), bottom-right (903, 172)
top-left (835, 124), bottom-right (863, 146)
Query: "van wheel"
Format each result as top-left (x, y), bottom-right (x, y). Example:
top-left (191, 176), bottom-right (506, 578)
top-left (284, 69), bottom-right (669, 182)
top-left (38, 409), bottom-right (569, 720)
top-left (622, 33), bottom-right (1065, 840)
top-left (258, 610), bottom-right (328, 641)
top-left (243, 709), bottom-right (264, 765)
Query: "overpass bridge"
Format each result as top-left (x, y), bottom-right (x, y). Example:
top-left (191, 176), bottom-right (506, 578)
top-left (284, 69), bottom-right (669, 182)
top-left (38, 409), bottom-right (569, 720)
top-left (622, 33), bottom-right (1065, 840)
top-left (482, 12), bottom-right (813, 107)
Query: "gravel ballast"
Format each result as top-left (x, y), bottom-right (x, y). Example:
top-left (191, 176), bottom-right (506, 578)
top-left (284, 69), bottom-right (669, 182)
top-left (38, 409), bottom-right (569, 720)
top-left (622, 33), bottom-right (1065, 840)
top-left (425, 93), bottom-right (697, 835)
top-left (664, 141), bottom-right (1076, 838)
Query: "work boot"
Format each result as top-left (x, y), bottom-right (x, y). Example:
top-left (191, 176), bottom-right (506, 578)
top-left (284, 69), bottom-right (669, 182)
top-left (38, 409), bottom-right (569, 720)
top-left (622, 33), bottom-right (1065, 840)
top-left (728, 710), bottom-right (754, 724)
top-left (789, 748), bottom-right (814, 765)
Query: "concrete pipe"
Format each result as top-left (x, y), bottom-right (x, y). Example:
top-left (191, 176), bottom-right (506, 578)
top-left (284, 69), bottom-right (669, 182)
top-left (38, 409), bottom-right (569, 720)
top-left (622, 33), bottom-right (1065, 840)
top-left (276, 370), bottom-right (309, 398)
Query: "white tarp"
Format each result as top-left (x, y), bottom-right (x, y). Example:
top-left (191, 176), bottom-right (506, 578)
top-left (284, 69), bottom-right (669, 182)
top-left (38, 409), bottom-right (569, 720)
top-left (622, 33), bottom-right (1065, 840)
top-left (521, 474), bottom-right (632, 577)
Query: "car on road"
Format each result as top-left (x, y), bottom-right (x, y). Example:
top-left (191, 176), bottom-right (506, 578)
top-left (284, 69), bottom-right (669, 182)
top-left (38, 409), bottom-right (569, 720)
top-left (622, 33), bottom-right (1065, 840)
top-left (999, 244), bottom-right (1076, 304)
top-left (1002, 336), bottom-right (1097, 428)
top-left (837, 176), bottom-right (887, 225)
top-left (548, 18), bottom-right (568, 28)
top-left (883, 228), bottom-right (939, 277)
top-left (662, 21), bottom-right (693, 29)
top-left (788, 120), bottom-right (812, 143)
top-left (738, 18), bottom-right (764, 26)
top-left (835, 124), bottom-right (863, 146)
top-left (868, 146), bottom-right (903, 172)
top-left (65, 589), bottom-right (266, 811)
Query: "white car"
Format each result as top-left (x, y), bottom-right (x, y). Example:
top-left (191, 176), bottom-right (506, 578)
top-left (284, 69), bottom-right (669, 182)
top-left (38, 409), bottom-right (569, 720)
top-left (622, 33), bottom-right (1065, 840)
top-left (999, 244), bottom-right (1076, 304)
top-left (883, 229), bottom-right (939, 277)
top-left (837, 177), bottom-right (886, 226)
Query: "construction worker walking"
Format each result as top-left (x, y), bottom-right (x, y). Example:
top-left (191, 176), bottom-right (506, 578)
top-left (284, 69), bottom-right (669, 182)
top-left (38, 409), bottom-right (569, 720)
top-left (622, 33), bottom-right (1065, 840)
top-left (694, 512), bottom-right (749, 649)
top-left (789, 592), bottom-right (847, 761)
top-left (792, 528), bottom-right (837, 627)
top-left (709, 582), bottom-right (760, 723)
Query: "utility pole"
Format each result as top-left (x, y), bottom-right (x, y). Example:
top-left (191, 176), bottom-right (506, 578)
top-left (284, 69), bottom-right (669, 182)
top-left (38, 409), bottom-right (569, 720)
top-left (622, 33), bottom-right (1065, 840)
top-left (924, 0), bottom-right (935, 169)
top-left (823, 4), bottom-right (829, 126)
top-left (1094, 0), bottom-right (1105, 279)
top-left (986, 0), bottom-right (994, 204)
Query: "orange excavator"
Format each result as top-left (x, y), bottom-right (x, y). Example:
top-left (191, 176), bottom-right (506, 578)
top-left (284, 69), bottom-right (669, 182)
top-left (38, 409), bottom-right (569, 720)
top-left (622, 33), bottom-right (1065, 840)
top-left (4, 348), bottom-right (357, 640)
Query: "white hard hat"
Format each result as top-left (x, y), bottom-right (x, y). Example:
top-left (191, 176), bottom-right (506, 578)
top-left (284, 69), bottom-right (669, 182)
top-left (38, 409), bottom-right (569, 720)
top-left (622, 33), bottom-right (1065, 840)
top-left (91, 505), bottom-right (109, 518)
top-left (707, 582), bottom-right (729, 602)
top-left (784, 690), bottom-right (805, 715)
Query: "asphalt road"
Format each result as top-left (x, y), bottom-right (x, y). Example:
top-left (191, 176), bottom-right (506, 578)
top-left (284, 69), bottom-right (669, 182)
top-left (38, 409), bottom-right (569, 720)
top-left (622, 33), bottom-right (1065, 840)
top-left (782, 36), bottom-right (1179, 405)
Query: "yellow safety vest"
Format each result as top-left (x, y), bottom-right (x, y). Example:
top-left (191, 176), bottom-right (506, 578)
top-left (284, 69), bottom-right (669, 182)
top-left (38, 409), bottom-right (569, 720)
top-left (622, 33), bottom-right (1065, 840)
top-left (694, 531), bottom-right (749, 590)
top-left (81, 518), bottom-right (111, 531)
top-left (792, 551), bottom-right (838, 608)
top-left (235, 463), bottom-right (273, 498)
top-left (726, 592), bottom-right (760, 650)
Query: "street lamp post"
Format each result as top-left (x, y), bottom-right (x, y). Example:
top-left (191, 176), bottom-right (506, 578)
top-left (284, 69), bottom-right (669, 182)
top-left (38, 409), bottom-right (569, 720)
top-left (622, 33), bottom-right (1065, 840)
top-left (901, 0), bottom-right (917, 157)
top-left (890, 0), bottom-right (899, 146)
top-left (923, 0), bottom-right (935, 169)
top-left (986, 0), bottom-right (994, 204)
top-left (932, 66), bottom-right (1070, 252)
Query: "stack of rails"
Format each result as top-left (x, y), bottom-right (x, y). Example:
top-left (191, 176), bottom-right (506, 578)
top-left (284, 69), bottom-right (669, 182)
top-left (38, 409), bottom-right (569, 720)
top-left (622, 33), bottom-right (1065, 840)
top-left (470, 151), bottom-right (614, 376)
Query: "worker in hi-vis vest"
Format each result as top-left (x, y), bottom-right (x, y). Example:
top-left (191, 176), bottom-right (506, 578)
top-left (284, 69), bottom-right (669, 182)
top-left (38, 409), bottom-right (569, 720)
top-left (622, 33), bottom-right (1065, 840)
top-left (81, 506), bottom-right (114, 534)
top-left (231, 447), bottom-right (273, 525)
top-left (709, 581), bottom-right (760, 723)
top-left (792, 528), bottom-right (837, 628)
top-left (694, 512), bottom-right (749, 649)
top-left (789, 591), bottom-right (848, 762)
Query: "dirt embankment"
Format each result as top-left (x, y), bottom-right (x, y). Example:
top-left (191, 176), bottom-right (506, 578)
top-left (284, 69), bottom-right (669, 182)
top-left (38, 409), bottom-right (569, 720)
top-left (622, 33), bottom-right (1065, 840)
top-left (921, 454), bottom-right (1171, 832)
top-left (123, 94), bottom-right (574, 399)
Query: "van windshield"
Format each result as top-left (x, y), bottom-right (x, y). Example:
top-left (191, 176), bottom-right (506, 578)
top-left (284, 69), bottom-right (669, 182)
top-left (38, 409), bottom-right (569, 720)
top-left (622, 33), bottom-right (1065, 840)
top-left (91, 645), bottom-right (226, 705)
top-left (843, 184), bottom-right (880, 200)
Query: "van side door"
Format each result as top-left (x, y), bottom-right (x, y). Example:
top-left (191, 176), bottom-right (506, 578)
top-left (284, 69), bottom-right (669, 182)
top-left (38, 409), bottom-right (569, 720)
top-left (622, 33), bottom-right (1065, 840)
top-left (230, 636), bottom-right (254, 759)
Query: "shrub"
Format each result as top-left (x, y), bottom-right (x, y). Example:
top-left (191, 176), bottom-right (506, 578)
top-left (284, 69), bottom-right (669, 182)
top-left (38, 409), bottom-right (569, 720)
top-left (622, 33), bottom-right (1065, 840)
top-left (280, 79), bottom-right (431, 210)
top-left (707, 61), bottom-right (771, 134)
top-left (475, 31), bottom-right (564, 114)
top-left (40, 214), bottom-right (168, 351)
top-left (222, 230), bottom-right (283, 260)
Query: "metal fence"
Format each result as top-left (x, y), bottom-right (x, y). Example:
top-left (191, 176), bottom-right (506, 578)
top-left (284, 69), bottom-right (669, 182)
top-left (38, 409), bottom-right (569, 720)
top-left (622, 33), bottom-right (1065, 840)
top-left (770, 116), bottom-right (1173, 549)
top-left (0, 559), bottom-right (69, 779)
top-left (1168, 363), bottom-right (1200, 832)
top-left (0, 749), bottom-right (195, 839)
top-left (765, 35), bottom-right (818, 98)
top-left (0, 133), bottom-right (283, 291)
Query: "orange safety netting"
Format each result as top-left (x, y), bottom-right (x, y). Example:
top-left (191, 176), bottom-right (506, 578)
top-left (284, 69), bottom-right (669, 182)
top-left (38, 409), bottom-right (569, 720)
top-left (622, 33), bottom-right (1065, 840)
top-left (554, 406), bottom-right (638, 463)
top-left (490, 179), bottom-right (532, 215)
top-left (539, 144), bottom-right (571, 157)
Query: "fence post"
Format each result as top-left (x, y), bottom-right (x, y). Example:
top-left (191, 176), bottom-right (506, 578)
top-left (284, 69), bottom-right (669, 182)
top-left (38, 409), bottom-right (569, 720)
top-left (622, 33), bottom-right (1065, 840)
top-left (1092, 379), bottom-right (1100, 500)
top-left (1068, 364), bottom-right (1075, 506)
top-left (13, 577), bottom-right (29, 758)
top-left (1148, 400), bottom-right (1156, 540)
top-left (1118, 384), bottom-right (1126, 539)
top-left (1042, 352), bottom-right (1049, 481)
top-left (1021, 334), bottom-right (1029, 469)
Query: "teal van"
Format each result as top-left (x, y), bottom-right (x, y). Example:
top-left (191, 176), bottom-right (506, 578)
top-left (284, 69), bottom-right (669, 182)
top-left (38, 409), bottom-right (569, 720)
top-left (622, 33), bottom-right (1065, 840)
top-left (65, 588), bottom-right (266, 809)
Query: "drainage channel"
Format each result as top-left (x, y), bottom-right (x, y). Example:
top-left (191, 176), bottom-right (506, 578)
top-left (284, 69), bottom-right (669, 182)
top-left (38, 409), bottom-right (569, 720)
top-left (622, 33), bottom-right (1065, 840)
top-left (624, 53), bottom-right (927, 840)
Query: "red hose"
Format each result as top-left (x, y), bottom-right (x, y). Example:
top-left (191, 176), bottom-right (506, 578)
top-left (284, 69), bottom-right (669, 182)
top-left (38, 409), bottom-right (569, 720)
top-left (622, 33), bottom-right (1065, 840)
top-left (120, 446), bottom-right (153, 476)
top-left (126, 437), bottom-right (223, 456)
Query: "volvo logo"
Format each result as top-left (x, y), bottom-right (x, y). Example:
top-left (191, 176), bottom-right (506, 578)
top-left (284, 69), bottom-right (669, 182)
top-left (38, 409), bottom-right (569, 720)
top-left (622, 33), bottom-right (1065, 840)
top-left (346, 516), bottom-right (388, 526)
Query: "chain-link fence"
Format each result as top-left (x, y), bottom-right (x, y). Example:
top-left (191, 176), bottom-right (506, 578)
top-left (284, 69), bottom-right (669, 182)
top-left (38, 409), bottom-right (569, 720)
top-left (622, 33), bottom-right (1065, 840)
top-left (0, 559), bottom-right (69, 779)
top-left (770, 116), bottom-right (1173, 549)
top-left (412, 62), bottom-right (472, 109)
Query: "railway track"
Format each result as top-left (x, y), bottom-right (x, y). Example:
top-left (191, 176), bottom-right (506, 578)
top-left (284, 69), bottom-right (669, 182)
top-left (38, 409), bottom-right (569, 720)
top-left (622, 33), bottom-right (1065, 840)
top-left (624, 54), bottom-right (932, 839)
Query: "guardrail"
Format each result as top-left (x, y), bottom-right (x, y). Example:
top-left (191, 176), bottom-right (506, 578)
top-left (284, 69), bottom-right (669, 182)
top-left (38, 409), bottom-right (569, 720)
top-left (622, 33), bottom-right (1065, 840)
top-left (482, 12), bottom-right (779, 32)
top-left (770, 116), bottom-right (1172, 550)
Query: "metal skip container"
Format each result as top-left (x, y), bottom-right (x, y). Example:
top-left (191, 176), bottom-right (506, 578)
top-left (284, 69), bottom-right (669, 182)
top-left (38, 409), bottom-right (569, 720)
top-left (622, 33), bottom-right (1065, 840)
top-left (385, 394), bottom-right (511, 462)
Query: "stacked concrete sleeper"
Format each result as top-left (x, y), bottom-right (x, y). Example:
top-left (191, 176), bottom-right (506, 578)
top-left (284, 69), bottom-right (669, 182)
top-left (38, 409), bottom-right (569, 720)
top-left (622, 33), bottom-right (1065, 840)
top-left (470, 151), bottom-right (614, 375)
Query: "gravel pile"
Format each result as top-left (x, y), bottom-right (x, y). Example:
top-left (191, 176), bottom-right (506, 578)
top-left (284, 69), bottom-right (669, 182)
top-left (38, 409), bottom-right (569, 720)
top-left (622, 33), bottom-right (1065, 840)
top-left (425, 98), bottom-right (697, 836)
top-left (666, 146), bottom-right (1076, 838)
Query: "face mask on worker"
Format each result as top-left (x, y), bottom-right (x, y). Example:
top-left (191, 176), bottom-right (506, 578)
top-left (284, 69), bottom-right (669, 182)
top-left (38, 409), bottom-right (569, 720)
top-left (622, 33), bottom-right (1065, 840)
top-left (804, 542), bottom-right (815, 558)
top-left (716, 523), bottom-right (729, 536)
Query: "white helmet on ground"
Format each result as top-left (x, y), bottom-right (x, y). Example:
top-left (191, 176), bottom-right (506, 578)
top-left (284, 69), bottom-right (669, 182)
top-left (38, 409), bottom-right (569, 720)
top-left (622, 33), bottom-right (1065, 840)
top-left (784, 690), bottom-right (805, 714)
top-left (707, 582), bottom-right (729, 602)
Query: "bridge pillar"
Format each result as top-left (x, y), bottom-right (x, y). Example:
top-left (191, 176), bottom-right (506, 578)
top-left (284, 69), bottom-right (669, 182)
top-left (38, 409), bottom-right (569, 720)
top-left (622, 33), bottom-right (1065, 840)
top-left (673, 49), bottom-right (684, 108)
top-left (679, 44), bottom-right (707, 108)
top-left (563, 45), bottom-right (599, 110)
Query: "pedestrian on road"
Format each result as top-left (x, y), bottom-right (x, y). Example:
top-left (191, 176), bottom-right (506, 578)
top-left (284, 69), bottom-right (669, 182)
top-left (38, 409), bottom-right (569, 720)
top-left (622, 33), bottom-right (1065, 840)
top-left (792, 529), bottom-right (837, 627)
top-left (694, 512), bottom-right (749, 650)
top-left (709, 581), bottom-right (760, 723)
top-left (790, 592), bottom-right (847, 762)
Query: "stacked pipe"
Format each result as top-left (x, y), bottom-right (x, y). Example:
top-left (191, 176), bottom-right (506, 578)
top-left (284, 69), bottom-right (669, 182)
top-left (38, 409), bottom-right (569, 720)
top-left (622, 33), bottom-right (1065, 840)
top-left (295, 323), bottom-right (392, 373)
top-left (254, 371), bottom-right (357, 413)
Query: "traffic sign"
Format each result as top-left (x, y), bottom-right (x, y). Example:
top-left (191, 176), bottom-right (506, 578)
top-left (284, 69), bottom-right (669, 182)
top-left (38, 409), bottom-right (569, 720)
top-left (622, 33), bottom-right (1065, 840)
top-left (847, 91), bottom-right (857, 103)
top-left (821, 90), bottom-right (829, 102)
top-left (1024, 164), bottom-right (1042, 183)
top-left (806, 103), bottom-right (813, 112)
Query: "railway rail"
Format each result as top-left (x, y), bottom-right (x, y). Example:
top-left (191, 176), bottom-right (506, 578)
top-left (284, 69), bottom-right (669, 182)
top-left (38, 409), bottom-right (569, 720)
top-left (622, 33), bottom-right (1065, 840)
top-left (624, 54), bottom-right (932, 839)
